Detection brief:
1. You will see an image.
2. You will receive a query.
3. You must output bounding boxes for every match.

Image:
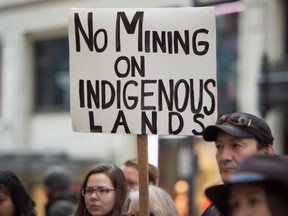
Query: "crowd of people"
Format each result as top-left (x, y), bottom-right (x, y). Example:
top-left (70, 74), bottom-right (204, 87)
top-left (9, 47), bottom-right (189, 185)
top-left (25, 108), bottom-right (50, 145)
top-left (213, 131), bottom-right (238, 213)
top-left (1, 111), bottom-right (288, 216)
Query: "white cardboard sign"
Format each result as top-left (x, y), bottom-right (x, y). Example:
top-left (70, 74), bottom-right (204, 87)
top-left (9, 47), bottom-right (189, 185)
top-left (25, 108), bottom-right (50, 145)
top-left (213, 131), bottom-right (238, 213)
top-left (69, 7), bottom-right (217, 135)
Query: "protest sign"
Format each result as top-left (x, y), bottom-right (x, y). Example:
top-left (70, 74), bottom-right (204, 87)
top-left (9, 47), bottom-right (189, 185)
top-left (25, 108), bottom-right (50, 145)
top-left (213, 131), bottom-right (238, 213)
top-left (69, 7), bottom-right (216, 135)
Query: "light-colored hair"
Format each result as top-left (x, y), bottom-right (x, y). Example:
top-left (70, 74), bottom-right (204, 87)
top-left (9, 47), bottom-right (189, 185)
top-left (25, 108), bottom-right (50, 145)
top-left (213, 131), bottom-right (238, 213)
top-left (122, 185), bottom-right (179, 216)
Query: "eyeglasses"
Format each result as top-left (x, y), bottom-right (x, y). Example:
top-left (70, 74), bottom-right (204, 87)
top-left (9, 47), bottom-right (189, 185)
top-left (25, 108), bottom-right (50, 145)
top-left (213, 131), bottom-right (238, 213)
top-left (216, 113), bottom-right (253, 127)
top-left (121, 213), bottom-right (154, 216)
top-left (81, 187), bottom-right (115, 197)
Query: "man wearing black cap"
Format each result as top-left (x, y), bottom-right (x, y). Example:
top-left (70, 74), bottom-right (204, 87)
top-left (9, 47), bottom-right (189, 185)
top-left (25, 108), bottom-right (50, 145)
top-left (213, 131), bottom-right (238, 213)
top-left (201, 112), bottom-right (275, 216)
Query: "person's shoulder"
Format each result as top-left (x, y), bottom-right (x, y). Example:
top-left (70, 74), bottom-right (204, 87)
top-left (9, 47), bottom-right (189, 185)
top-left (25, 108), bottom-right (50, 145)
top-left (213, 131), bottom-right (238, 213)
top-left (48, 199), bottom-right (76, 216)
top-left (201, 204), bottom-right (222, 216)
top-left (201, 204), bottom-right (214, 216)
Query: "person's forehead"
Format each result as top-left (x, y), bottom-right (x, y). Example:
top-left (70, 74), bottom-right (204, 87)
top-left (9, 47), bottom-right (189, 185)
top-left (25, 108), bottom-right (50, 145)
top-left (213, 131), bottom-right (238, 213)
top-left (122, 166), bottom-right (139, 175)
top-left (86, 173), bottom-right (113, 187)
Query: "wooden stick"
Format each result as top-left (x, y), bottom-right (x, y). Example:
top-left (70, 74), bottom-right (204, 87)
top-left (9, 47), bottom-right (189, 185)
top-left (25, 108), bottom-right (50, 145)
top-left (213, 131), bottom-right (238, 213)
top-left (137, 134), bottom-right (149, 216)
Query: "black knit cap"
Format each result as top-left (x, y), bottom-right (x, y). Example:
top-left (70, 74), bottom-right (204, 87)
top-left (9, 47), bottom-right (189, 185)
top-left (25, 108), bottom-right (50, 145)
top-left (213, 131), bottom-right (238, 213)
top-left (203, 112), bottom-right (274, 146)
top-left (205, 155), bottom-right (288, 216)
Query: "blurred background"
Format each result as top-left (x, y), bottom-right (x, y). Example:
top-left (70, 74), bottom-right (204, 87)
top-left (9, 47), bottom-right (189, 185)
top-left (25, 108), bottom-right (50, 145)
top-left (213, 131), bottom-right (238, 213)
top-left (0, 0), bottom-right (287, 215)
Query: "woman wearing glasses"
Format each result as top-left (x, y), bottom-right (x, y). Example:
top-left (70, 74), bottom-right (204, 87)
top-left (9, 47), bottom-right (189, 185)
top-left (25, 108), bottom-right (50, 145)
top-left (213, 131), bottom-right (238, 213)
top-left (74, 163), bottom-right (127, 216)
top-left (121, 185), bottom-right (179, 216)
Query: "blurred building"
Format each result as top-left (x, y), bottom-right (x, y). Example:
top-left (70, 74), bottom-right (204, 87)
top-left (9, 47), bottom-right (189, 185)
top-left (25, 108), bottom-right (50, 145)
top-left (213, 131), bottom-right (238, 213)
top-left (0, 0), bottom-right (287, 215)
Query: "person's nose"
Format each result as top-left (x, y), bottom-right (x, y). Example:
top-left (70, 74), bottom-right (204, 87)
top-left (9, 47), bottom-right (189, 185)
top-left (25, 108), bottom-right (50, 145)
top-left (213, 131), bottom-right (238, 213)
top-left (217, 147), bottom-right (233, 162)
top-left (232, 206), bottom-right (251, 216)
top-left (90, 190), bottom-right (99, 199)
top-left (127, 184), bottom-right (132, 192)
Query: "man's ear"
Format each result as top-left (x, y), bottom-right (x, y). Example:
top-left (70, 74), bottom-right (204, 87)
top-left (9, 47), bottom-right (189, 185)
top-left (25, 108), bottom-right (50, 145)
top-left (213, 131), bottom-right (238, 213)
top-left (264, 144), bottom-right (275, 155)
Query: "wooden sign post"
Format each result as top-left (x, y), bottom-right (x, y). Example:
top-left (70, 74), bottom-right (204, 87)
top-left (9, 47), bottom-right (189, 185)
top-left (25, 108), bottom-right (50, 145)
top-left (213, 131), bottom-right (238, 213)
top-left (68, 7), bottom-right (217, 216)
top-left (137, 134), bottom-right (149, 216)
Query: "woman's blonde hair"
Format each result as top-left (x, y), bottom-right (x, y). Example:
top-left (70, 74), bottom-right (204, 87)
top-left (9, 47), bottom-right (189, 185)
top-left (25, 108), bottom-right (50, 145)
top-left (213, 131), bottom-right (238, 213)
top-left (122, 185), bottom-right (179, 216)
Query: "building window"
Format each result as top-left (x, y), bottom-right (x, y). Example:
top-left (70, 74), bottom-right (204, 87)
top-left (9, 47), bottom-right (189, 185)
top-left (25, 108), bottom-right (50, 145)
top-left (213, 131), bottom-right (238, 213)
top-left (285, 0), bottom-right (288, 55)
top-left (0, 46), bottom-right (2, 115)
top-left (34, 38), bottom-right (69, 112)
top-left (195, 0), bottom-right (238, 6)
top-left (195, 1), bottom-right (241, 115)
top-left (216, 12), bottom-right (238, 115)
